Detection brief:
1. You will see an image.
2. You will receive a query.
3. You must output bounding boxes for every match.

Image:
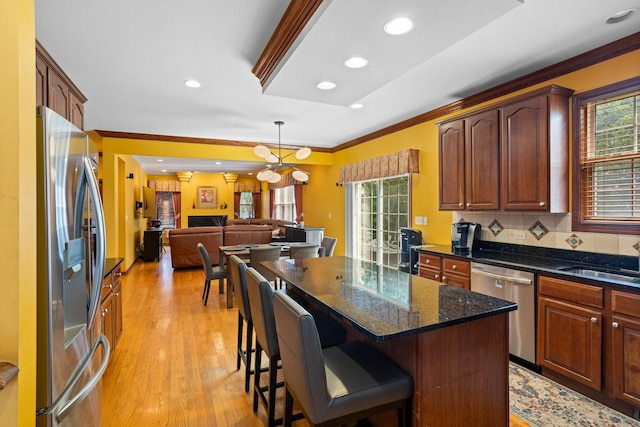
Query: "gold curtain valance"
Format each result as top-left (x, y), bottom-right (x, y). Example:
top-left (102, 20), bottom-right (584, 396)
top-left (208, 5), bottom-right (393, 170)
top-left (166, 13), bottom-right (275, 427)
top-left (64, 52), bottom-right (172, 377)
top-left (148, 180), bottom-right (181, 192)
top-left (234, 181), bottom-right (261, 193)
top-left (339, 149), bottom-right (419, 184)
top-left (268, 172), bottom-right (298, 190)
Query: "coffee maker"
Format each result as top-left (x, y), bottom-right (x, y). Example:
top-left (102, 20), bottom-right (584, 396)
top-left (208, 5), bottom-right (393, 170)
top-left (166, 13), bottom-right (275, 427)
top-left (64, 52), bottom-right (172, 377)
top-left (451, 222), bottom-right (481, 252)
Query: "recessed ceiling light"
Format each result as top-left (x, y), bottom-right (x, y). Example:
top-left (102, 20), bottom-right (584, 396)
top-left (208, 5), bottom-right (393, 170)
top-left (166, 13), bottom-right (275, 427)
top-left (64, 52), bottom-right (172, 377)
top-left (248, 172), bottom-right (253, 175)
top-left (317, 81), bottom-right (337, 90)
top-left (606, 8), bottom-right (638, 24)
top-left (350, 103), bottom-right (364, 109)
top-left (344, 56), bottom-right (368, 69)
top-left (157, 159), bottom-right (164, 162)
top-left (183, 79), bottom-right (201, 88)
top-left (215, 161), bottom-right (222, 165)
top-left (384, 17), bottom-right (414, 35)
top-left (161, 169), bottom-right (167, 172)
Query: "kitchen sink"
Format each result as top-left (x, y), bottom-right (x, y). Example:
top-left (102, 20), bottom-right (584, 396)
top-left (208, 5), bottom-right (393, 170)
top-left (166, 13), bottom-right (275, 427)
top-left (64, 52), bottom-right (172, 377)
top-left (557, 266), bottom-right (640, 284)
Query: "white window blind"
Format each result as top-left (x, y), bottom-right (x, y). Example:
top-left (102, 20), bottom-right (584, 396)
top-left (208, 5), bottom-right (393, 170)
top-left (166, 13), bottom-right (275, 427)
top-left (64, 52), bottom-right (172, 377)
top-left (273, 186), bottom-right (296, 221)
top-left (579, 87), bottom-right (640, 221)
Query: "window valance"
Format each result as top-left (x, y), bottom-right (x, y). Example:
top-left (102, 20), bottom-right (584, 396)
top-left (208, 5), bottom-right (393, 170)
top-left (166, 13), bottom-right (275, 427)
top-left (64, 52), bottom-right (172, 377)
top-left (234, 181), bottom-right (261, 193)
top-left (148, 180), bottom-right (181, 192)
top-left (339, 149), bottom-right (419, 183)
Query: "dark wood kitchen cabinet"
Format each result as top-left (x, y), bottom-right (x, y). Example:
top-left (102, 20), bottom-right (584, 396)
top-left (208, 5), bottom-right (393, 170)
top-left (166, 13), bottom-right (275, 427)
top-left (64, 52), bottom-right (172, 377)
top-left (611, 290), bottom-right (640, 407)
top-left (417, 252), bottom-right (470, 290)
top-left (438, 85), bottom-right (573, 212)
top-left (36, 41), bottom-right (86, 129)
top-left (537, 276), bottom-right (603, 390)
top-left (438, 110), bottom-right (499, 210)
top-left (101, 262), bottom-right (123, 354)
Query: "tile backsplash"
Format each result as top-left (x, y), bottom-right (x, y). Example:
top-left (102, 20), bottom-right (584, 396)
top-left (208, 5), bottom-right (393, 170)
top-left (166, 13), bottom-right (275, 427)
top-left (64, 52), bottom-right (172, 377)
top-left (453, 212), bottom-right (640, 257)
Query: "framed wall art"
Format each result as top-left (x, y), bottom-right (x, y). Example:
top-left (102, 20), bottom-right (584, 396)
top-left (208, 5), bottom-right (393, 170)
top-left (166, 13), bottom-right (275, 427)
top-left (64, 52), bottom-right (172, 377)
top-left (196, 186), bottom-right (217, 209)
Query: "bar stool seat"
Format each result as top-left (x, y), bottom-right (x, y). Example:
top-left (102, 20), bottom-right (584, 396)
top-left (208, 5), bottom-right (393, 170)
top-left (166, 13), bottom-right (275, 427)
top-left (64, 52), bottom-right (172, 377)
top-left (273, 291), bottom-right (413, 427)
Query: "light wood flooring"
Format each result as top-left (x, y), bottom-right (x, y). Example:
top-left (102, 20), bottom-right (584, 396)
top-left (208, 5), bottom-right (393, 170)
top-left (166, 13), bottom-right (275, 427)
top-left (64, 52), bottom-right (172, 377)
top-left (102, 248), bottom-right (530, 426)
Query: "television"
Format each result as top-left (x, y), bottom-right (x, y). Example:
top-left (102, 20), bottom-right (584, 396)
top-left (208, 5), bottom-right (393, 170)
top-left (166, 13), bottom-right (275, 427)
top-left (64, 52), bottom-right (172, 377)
top-left (142, 186), bottom-right (156, 219)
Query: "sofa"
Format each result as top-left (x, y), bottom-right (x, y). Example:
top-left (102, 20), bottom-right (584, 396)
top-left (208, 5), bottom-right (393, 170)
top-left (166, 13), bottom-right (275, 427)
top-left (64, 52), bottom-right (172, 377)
top-left (168, 219), bottom-right (296, 268)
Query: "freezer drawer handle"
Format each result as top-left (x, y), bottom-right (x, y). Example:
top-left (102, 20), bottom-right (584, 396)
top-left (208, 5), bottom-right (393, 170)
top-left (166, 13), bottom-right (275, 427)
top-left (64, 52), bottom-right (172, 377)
top-left (471, 267), bottom-right (533, 285)
top-left (56, 333), bottom-right (111, 421)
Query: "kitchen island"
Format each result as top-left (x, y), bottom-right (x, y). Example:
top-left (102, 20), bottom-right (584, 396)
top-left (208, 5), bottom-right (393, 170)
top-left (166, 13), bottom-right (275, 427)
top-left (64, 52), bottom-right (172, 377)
top-left (262, 256), bottom-right (517, 426)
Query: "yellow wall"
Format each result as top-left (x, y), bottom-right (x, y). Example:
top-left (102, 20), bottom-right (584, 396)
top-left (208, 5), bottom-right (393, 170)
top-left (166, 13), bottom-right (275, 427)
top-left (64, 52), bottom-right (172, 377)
top-left (0, 0), bottom-right (36, 425)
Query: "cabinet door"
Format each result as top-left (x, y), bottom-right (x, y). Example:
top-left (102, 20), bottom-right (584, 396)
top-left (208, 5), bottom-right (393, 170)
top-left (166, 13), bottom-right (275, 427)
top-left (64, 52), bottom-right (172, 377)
top-left (69, 91), bottom-right (84, 129)
top-left (113, 280), bottom-right (123, 348)
top-left (611, 315), bottom-right (640, 407)
top-left (537, 296), bottom-right (602, 390)
top-left (439, 120), bottom-right (465, 210)
top-left (443, 274), bottom-right (470, 290)
top-left (36, 55), bottom-right (47, 107)
top-left (501, 95), bottom-right (548, 210)
top-left (47, 69), bottom-right (69, 119)
top-left (465, 110), bottom-right (500, 210)
top-left (101, 293), bottom-right (114, 351)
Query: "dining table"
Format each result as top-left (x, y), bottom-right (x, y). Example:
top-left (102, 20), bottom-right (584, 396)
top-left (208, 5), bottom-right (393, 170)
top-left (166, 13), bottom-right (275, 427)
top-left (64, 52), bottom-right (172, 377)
top-left (261, 256), bottom-right (518, 427)
top-left (217, 242), bottom-right (294, 308)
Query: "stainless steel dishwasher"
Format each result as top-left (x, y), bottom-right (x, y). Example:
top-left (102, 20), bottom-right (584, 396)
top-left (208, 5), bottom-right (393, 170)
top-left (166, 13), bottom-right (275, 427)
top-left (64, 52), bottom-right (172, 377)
top-left (470, 262), bottom-right (535, 364)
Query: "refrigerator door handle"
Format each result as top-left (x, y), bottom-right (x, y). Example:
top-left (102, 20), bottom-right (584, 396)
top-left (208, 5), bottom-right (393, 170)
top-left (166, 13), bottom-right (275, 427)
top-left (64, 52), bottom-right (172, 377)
top-left (55, 332), bottom-right (111, 422)
top-left (80, 156), bottom-right (107, 333)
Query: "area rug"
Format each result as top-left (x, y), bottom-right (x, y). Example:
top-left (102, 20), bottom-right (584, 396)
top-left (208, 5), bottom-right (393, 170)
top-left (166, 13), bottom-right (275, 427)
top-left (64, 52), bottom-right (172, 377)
top-left (509, 362), bottom-right (640, 426)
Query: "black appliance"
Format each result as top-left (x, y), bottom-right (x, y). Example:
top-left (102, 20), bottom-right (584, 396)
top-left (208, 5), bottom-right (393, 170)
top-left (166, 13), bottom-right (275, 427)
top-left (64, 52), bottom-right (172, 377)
top-left (399, 228), bottom-right (423, 274)
top-left (451, 222), bottom-right (481, 252)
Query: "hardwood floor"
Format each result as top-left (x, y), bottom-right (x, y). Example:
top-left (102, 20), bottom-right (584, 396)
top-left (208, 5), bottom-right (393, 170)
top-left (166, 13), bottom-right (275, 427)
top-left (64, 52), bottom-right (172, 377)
top-left (102, 248), bottom-right (529, 426)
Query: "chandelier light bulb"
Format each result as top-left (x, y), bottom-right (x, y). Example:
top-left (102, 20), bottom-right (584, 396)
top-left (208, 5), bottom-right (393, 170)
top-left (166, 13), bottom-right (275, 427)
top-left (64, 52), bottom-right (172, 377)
top-left (265, 153), bottom-right (279, 163)
top-left (254, 145), bottom-right (271, 158)
top-left (292, 170), bottom-right (309, 182)
top-left (295, 147), bottom-right (311, 160)
top-left (256, 169), bottom-right (274, 181)
top-left (267, 172), bottom-right (282, 183)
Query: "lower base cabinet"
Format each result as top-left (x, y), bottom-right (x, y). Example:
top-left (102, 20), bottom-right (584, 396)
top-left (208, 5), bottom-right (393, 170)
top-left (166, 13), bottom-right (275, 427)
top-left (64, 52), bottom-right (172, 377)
top-left (538, 275), bottom-right (640, 415)
top-left (101, 263), bottom-right (123, 353)
top-left (417, 252), bottom-right (470, 289)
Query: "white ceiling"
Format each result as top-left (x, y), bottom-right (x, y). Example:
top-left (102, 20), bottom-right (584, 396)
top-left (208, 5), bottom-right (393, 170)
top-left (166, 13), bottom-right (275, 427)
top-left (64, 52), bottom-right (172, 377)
top-left (35, 0), bottom-right (640, 175)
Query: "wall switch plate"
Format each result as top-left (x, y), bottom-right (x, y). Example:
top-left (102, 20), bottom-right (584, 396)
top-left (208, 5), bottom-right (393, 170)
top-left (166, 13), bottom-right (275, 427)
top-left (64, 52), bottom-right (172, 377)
top-left (423, 216), bottom-right (428, 225)
top-left (415, 216), bottom-right (423, 225)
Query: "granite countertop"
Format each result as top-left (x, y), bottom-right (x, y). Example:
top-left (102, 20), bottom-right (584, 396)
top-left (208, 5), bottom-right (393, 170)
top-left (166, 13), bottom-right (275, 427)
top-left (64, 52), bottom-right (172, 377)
top-left (262, 256), bottom-right (516, 342)
top-left (415, 242), bottom-right (640, 291)
top-left (104, 257), bottom-right (124, 278)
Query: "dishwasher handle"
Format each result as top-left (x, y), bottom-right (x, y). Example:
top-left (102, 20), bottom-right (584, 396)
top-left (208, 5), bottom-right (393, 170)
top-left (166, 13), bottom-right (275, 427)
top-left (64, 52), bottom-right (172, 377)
top-left (471, 267), bottom-right (533, 285)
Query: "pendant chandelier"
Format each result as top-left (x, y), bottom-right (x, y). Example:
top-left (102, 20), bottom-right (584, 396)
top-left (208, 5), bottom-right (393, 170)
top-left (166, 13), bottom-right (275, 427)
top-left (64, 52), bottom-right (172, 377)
top-left (254, 121), bottom-right (310, 183)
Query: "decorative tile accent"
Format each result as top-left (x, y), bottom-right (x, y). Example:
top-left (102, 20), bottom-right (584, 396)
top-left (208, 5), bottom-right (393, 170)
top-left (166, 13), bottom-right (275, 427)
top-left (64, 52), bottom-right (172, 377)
top-left (566, 234), bottom-right (583, 249)
top-left (528, 220), bottom-right (548, 241)
top-left (633, 242), bottom-right (640, 254)
top-left (489, 219), bottom-right (504, 236)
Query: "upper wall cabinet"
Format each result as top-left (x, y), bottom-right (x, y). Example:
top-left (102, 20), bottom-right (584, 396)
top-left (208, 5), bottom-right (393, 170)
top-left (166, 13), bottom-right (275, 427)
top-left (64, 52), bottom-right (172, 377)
top-left (438, 85), bottom-right (573, 212)
top-left (36, 41), bottom-right (87, 129)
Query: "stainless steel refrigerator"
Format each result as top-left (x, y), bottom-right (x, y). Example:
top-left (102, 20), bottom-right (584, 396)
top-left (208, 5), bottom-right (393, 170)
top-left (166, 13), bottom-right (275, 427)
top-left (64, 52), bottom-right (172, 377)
top-left (36, 106), bottom-right (110, 426)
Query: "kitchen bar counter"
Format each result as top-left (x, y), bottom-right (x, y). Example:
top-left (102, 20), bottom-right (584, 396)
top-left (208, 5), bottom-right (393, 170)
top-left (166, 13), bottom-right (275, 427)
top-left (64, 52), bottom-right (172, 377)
top-left (262, 256), bottom-right (516, 426)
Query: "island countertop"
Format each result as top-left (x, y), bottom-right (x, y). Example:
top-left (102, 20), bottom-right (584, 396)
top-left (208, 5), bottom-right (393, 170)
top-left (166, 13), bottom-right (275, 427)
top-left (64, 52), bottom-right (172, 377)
top-left (262, 256), bottom-right (517, 341)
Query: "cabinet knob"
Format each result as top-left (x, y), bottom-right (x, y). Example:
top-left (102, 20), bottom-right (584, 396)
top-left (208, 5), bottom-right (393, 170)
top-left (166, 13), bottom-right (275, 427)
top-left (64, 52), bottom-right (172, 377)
top-left (458, 202), bottom-right (463, 207)
top-left (466, 203), bottom-right (471, 207)
top-left (426, 259), bottom-right (430, 264)
top-left (590, 317), bottom-right (597, 323)
top-left (539, 202), bottom-right (545, 207)
top-left (101, 309), bottom-right (108, 317)
top-left (115, 272), bottom-right (122, 277)
top-left (612, 322), bottom-right (619, 328)
top-left (103, 284), bottom-right (112, 289)
top-left (442, 276), bottom-right (447, 282)
top-left (434, 274), bottom-right (439, 279)
top-left (452, 265), bottom-right (457, 270)
top-left (113, 292), bottom-right (120, 297)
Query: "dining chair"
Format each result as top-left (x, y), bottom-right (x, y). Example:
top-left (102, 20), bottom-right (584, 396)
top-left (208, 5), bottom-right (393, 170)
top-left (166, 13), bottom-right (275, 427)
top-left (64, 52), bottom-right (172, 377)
top-left (319, 236), bottom-right (337, 257)
top-left (197, 242), bottom-right (226, 306)
top-left (245, 267), bottom-right (346, 427)
top-left (272, 291), bottom-right (414, 427)
top-left (229, 255), bottom-right (254, 392)
top-left (249, 246), bottom-right (281, 287)
top-left (289, 243), bottom-right (320, 260)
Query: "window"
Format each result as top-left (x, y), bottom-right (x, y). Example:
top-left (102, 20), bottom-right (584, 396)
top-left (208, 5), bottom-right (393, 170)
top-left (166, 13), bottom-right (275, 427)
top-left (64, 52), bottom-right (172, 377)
top-left (238, 192), bottom-right (255, 219)
top-left (348, 175), bottom-right (410, 268)
top-left (273, 185), bottom-right (297, 221)
top-left (573, 77), bottom-right (640, 234)
top-left (156, 191), bottom-right (176, 227)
